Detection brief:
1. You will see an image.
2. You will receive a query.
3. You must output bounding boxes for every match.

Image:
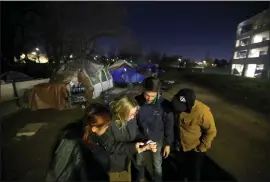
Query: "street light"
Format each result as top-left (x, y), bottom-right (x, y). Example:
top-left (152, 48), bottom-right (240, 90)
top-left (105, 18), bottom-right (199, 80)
top-left (35, 48), bottom-right (39, 51)
top-left (178, 58), bottom-right (182, 62)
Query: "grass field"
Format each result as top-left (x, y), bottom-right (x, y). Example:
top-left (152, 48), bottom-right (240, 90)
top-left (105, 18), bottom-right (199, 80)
top-left (181, 73), bottom-right (270, 116)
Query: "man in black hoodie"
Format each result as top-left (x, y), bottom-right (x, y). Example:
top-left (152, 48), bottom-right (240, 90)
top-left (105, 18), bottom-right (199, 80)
top-left (171, 88), bottom-right (217, 181)
top-left (135, 77), bottom-right (174, 182)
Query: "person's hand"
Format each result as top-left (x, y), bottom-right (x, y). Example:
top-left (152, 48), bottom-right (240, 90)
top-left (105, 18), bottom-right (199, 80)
top-left (148, 142), bottom-right (157, 153)
top-left (135, 142), bottom-right (157, 153)
top-left (135, 142), bottom-right (148, 153)
top-left (163, 145), bottom-right (170, 158)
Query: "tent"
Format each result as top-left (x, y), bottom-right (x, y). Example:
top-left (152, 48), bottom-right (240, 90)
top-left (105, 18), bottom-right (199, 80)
top-left (109, 60), bottom-right (145, 83)
top-left (110, 67), bottom-right (145, 83)
top-left (109, 60), bottom-right (133, 70)
top-left (28, 57), bottom-right (113, 110)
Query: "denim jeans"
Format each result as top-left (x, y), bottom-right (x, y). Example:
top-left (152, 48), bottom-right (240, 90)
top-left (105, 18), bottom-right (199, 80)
top-left (136, 140), bottom-right (163, 182)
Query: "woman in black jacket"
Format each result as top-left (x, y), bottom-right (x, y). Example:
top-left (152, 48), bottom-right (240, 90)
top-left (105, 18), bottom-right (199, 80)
top-left (45, 103), bottom-right (153, 182)
top-left (45, 103), bottom-right (113, 181)
top-left (106, 96), bottom-right (157, 182)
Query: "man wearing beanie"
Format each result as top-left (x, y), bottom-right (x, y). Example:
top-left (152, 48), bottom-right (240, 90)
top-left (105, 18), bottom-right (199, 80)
top-left (135, 76), bottom-right (174, 182)
top-left (171, 88), bottom-right (217, 181)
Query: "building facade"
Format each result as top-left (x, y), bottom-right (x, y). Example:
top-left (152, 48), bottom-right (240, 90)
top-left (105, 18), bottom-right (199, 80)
top-left (232, 8), bottom-right (270, 79)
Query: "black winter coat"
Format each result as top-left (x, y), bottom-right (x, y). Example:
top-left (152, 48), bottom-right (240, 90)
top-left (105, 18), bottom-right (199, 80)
top-left (45, 122), bottom-right (110, 182)
top-left (103, 118), bottom-right (140, 172)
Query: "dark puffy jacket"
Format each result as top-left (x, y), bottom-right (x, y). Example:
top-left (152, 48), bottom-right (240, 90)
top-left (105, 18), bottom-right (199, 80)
top-left (103, 118), bottom-right (140, 172)
top-left (45, 122), bottom-right (110, 181)
top-left (135, 94), bottom-right (174, 146)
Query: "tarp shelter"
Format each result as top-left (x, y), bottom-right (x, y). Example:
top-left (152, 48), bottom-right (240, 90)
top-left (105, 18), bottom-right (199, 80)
top-left (28, 57), bottom-right (113, 110)
top-left (109, 60), bottom-right (133, 70)
top-left (109, 60), bottom-right (145, 83)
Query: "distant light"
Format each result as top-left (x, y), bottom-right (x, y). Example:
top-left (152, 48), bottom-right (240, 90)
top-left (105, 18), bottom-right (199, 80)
top-left (130, 60), bottom-right (132, 63)
top-left (20, 53), bottom-right (26, 59)
top-left (31, 51), bottom-right (36, 55)
top-left (178, 58), bottom-right (182, 62)
top-left (35, 48), bottom-right (39, 51)
top-left (124, 68), bottom-right (127, 71)
top-left (203, 60), bottom-right (206, 64)
top-left (69, 54), bottom-right (73, 58)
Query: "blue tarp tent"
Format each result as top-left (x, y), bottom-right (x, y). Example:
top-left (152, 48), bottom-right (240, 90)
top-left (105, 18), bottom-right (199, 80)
top-left (110, 67), bottom-right (145, 83)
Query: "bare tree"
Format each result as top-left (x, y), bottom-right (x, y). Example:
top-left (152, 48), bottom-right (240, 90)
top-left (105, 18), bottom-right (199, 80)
top-left (35, 2), bottom-right (129, 68)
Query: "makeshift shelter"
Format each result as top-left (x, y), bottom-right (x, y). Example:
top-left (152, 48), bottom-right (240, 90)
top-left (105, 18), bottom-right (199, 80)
top-left (109, 60), bottom-right (145, 83)
top-left (109, 60), bottom-right (133, 70)
top-left (28, 58), bottom-right (113, 110)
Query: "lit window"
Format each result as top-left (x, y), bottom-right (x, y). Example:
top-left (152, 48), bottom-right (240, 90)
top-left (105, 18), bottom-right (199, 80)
top-left (248, 46), bottom-right (268, 58)
top-left (234, 50), bottom-right (248, 59)
top-left (252, 31), bottom-right (270, 44)
top-left (245, 64), bottom-right (257, 78)
top-left (255, 64), bottom-right (264, 78)
top-left (238, 50), bottom-right (247, 59)
top-left (232, 64), bottom-right (244, 76)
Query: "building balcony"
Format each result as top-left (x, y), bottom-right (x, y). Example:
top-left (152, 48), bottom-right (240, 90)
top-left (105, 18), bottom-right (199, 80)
top-left (236, 23), bottom-right (270, 39)
top-left (235, 40), bottom-right (270, 51)
top-left (232, 54), bottom-right (270, 64)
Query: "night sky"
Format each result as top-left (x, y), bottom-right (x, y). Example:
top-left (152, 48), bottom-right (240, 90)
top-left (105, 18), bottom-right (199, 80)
top-left (116, 1), bottom-right (269, 60)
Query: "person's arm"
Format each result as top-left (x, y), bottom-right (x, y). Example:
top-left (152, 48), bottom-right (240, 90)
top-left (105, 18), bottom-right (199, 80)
top-left (45, 139), bottom-right (77, 182)
top-left (197, 109), bottom-right (217, 152)
top-left (105, 139), bottom-right (138, 155)
top-left (102, 126), bottom-right (139, 155)
top-left (163, 110), bottom-right (174, 146)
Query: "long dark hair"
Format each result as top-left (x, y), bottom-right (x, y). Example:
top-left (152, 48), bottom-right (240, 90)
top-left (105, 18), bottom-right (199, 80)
top-left (48, 103), bottom-right (111, 168)
top-left (82, 103), bottom-right (111, 143)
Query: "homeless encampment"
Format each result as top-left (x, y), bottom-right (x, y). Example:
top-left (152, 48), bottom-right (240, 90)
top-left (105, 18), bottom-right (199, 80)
top-left (28, 58), bottom-right (113, 110)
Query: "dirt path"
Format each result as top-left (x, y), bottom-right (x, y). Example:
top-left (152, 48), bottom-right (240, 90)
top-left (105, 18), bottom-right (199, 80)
top-left (162, 81), bottom-right (270, 182)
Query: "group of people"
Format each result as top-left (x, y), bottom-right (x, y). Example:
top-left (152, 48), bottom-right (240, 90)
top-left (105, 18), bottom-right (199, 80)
top-left (45, 76), bottom-right (217, 182)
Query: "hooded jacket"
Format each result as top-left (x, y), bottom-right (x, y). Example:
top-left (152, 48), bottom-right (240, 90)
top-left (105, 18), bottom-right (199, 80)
top-left (135, 94), bottom-right (174, 146)
top-left (173, 89), bottom-right (217, 152)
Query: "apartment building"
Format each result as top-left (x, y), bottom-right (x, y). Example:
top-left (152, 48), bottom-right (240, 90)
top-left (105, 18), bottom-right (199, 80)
top-left (232, 8), bottom-right (270, 79)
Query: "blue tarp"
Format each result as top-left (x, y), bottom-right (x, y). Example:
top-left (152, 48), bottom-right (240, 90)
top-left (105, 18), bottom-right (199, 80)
top-left (110, 67), bottom-right (145, 83)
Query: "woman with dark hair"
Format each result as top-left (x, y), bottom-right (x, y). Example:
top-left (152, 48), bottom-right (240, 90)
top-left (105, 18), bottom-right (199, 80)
top-left (45, 103), bottom-right (112, 181)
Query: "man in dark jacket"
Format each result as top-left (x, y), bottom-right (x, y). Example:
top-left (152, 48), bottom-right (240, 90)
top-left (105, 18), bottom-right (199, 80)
top-left (171, 88), bottom-right (217, 181)
top-left (135, 77), bottom-right (174, 182)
